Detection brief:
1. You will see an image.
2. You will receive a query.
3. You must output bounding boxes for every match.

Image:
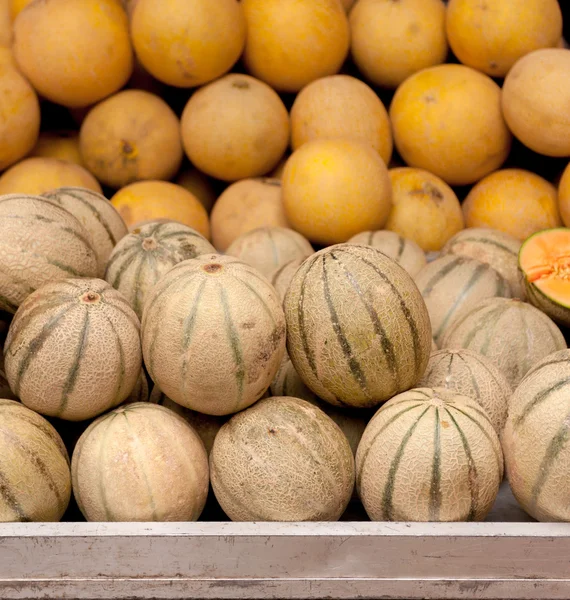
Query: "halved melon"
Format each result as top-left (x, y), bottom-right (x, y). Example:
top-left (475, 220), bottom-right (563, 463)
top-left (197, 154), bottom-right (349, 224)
top-left (519, 227), bottom-right (570, 326)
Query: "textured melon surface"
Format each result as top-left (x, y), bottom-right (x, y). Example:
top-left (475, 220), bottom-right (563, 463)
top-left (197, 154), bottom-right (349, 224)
top-left (441, 297), bottom-right (566, 390)
top-left (356, 387), bottom-right (503, 522)
top-left (0, 399), bottom-right (71, 522)
top-left (225, 226), bottom-right (314, 278)
top-left (419, 349), bottom-right (511, 433)
top-left (142, 254), bottom-right (286, 415)
top-left (269, 257), bottom-right (305, 303)
top-left (210, 396), bottom-right (355, 521)
top-left (503, 350), bottom-right (570, 522)
top-left (71, 402), bottom-right (209, 522)
top-left (43, 186), bottom-right (128, 277)
top-left (4, 278), bottom-right (142, 421)
top-left (123, 369), bottom-right (149, 404)
top-left (442, 227), bottom-right (524, 299)
top-left (0, 193), bottom-right (98, 312)
top-left (414, 254), bottom-right (512, 346)
top-left (347, 231), bottom-right (427, 277)
top-left (284, 243), bottom-right (432, 408)
top-left (105, 220), bottom-right (215, 319)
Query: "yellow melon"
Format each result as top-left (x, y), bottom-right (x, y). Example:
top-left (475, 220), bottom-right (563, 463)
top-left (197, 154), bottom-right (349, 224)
top-left (389, 64), bottom-right (512, 186)
top-left (502, 48), bottom-right (570, 157)
top-left (175, 167), bottom-right (217, 214)
top-left (181, 74), bottom-right (290, 182)
top-left (110, 180), bottom-right (210, 238)
top-left (12, 0), bottom-right (133, 108)
top-left (79, 90), bottom-right (183, 189)
top-left (385, 167), bottom-right (464, 252)
top-left (131, 0), bottom-right (245, 88)
top-left (241, 0), bottom-right (350, 93)
top-left (290, 75), bottom-right (392, 164)
top-left (558, 162), bottom-right (570, 227)
top-left (0, 0), bottom-right (11, 46)
top-left (282, 138), bottom-right (393, 246)
top-left (446, 0), bottom-right (562, 77)
top-left (350, 0), bottom-right (448, 89)
top-left (462, 169), bottom-right (561, 240)
top-left (29, 131), bottom-right (84, 167)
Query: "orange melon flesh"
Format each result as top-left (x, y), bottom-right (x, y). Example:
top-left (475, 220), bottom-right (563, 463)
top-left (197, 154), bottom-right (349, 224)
top-left (520, 228), bottom-right (570, 307)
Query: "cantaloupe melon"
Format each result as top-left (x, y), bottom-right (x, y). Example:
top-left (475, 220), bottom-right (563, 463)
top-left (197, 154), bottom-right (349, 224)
top-left (210, 178), bottom-right (287, 252)
top-left (418, 349), bottom-right (512, 433)
top-left (142, 254), bottom-right (286, 416)
top-left (181, 74), bottom-right (290, 182)
top-left (149, 386), bottom-right (226, 455)
top-left (519, 227), bottom-right (570, 327)
top-left (440, 297), bottom-right (567, 390)
top-left (414, 255), bottom-right (512, 346)
top-left (131, 0), bottom-right (245, 88)
top-left (356, 387), bottom-right (503, 521)
top-left (502, 349), bottom-right (570, 521)
top-left (0, 365), bottom-right (16, 400)
top-left (225, 227), bottom-right (314, 279)
top-left (79, 90), bottom-right (183, 189)
top-left (123, 369), bottom-right (149, 404)
top-left (284, 244), bottom-right (432, 408)
top-left (389, 64), bottom-right (512, 186)
top-left (290, 74), bottom-right (393, 165)
top-left (0, 194), bottom-right (98, 312)
top-left (347, 231), bottom-right (427, 277)
top-left (5, 278), bottom-right (142, 421)
top-left (12, 0), bottom-right (133, 108)
top-left (385, 167), bottom-right (464, 252)
top-left (269, 258), bottom-right (305, 303)
top-left (210, 396), bottom-right (355, 521)
top-left (71, 402), bottom-right (209, 521)
top-left (43, 187), bottom-right (128, 277)
top-left (29, 130), bottom-right (84, 167)
top-left (442, 228), bottom-right (525, 300)
top-left (0, 399), bottom-right (71, 522)
top-left (105, 220), bottom-right (215, 319)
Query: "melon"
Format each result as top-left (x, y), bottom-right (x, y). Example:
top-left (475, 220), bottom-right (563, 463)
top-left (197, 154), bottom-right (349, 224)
top-left (149, 386), bottom-right (227, 455)
top-left (356, 387), bottom-right (503, 521)
top-left (502, 349), bottom-right (570, 521)
top-left (0, 365), bottom-right (16, 400)
top-left (210, 178), bottom-right (288, 252)
top-left (141, 254), bottom-right (286, 416)
top-left (29, 130), bottom-right (84, 167)
top-left (0, 399), bottom-right (71, 522)
top-left (0, 193), bottom-right (98, 313)
top-left (225, 227), bottom-right (314, 279)
top-left (270, 354), bottom-right (369, 457)
top-left (518, 227), bottom-right (570, 327)
top-left (105, 220), bottom-right (215, 319)
top-left (347, 231), bottom-right (427, 277)
top-left (269, 258), bottom-right (304, 303)
top-left (175, 167), bottom-right (217, 214)
top-left (414, 255), bottom-right (512, 346)
top-left (123, 369), bottom-right (149, 404)
top-left (71, 402), bottom-right (209, 521)
top-left (4, 278), bottom-right (142, 421)
top-left (43, 187), bottom-right (128, 277)
top-left (284, 244), bottom-right (432, 408)
top-left (440, 297), bottom-right (566, 390)
top-left (210, 396), bottom-right (355, 521)
top-left (418, 349), bottom-right (512, 433)
top-left (442, 227), bottom-right (525, 300)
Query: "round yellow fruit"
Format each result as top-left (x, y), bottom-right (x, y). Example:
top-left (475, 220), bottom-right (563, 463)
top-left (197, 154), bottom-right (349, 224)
top-left (385, 167), bottom-right (464, 252)
top-left (181, 74), bottom-right (289, 182)
top-left (282, 139), bottom-right (392, 246)
top-left (80, 90), bottom-right (183, 189)
top-left (29, 131), bottom-right (84, 167)
top-left (131, 0), bottom-right (245, 88)
top-left (558, 162), bottom-right (570, 227)
top-left (290, 74), bottom-right (392, 164)
top-left (502, 48), bottom-right (570, 157)
top-left (390, 64), bottom-right (512, 186)
top-left (446, 0), bottom-right (562, 77)
top-left (350, 0), bottom-right (448, 89)
top-left (462, 168), bottom-right (561, 240)
top-left (242, 0), bottom-right (350, 93)
top-left (175, 167), bottom-right (217, 213)
top-left (0, 158), bottom-right (102, 195)
top-left (0, 0), bottom-right (11, 46)
top-left (12, 0), bottom-right (133, 108)
top-left (110, 180), bottom-right (210, 238)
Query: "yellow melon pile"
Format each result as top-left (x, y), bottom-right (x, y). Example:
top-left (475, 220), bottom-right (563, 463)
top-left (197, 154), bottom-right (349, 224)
top-left (0, 0), bottom-right (570, 526)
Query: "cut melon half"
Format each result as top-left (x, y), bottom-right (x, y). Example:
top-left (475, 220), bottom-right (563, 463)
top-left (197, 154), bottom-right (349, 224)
top-left (519, 227), bottom-right (570, 327)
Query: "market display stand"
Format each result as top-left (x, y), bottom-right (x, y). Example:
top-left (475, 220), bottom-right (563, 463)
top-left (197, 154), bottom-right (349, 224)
top-left (0, 481), bottom-right (569, 600)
